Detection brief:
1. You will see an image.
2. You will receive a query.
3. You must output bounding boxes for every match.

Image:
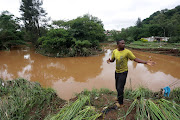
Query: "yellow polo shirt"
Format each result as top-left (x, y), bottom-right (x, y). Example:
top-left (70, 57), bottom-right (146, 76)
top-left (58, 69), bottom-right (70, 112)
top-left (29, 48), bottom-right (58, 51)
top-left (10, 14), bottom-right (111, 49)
top-left (111, 49), bottom-right (136, 73)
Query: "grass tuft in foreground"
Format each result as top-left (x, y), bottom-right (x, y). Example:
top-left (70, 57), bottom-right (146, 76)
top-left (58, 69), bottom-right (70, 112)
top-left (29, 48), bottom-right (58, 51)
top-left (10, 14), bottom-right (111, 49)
top-left (0, 78), bottom-right (65, 120)
top-left (48, 95), bottom-right (102, 120)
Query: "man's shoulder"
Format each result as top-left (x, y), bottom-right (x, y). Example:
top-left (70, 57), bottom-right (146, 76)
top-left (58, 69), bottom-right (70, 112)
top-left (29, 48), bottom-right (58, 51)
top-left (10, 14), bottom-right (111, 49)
top-left (113, 49), bottom-right (118, 52)
top-left (124, 49), bottom-right (132, 53)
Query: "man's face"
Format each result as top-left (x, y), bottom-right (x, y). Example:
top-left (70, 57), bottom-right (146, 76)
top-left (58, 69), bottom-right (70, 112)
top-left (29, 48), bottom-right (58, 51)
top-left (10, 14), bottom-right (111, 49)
top-left (117, 40), bottom-right (125, 49)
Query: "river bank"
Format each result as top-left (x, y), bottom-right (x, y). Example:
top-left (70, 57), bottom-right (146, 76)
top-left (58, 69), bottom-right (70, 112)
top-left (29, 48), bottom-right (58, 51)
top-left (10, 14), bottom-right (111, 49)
top-left (36, 47), bottom-right (104, 58)
top-left (126, 42), bottom-right (180, 57)
top-left (127, 47), bottom-right (180, 57)
top-left (101, 42), bottom-right (180, 57)
top-left (1, 79), bottom-right (180, 120)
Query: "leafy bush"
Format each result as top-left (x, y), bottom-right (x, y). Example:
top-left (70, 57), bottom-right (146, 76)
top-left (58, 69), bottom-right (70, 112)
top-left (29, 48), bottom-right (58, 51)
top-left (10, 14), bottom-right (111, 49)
top-left (140, 38), bottom-right (148, 42)
top-left (74, 40), bottom-right (92, 48)
top-left (37, 29), bottom-right (75, 54)
top-left (37, 27), bottom-right (102, 57)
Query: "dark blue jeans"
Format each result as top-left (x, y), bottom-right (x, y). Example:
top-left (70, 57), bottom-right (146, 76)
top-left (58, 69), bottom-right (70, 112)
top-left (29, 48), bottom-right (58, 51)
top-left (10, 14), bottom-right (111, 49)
top-left (115, 71), bottom-right (128, 104)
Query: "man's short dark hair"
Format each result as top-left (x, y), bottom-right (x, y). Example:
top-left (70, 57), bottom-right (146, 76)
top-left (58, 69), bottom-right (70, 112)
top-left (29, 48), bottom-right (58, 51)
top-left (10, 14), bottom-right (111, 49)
top-left (116, 39), bottom-right (124, 45)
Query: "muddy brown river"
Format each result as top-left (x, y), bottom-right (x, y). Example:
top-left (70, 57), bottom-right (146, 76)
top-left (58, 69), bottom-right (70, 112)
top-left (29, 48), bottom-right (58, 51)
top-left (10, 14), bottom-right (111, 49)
top-left (0, 46), bottom-right (180, 100)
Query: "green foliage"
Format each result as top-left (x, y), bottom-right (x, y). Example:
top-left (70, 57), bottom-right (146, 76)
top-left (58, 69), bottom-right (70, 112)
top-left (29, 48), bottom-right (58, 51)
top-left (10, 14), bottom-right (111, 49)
top-left (78, 88), bottom-right (115, 98)
top-left (50, 95), bottom-right (102, 120)
top-left (37, 29), bottom-right (74, 54)
top-left (121, 97), bottom-right (180, 120)
top-left (75, 40), bottom-right (92, 48)
top-left (38, 14), bottom-right (105, 57)
top-left (0, 11), bottom-right (20, 30)
top-left (37, 29), bottom-right (96, 57)
top-left (53, 14), bottom-right (105, 44)
top-left (170, 87), bottom-right (180, 102)
top-left (70, 14), bottom-right (105, 42)
top-left (124, 87), bottom-right (153, 99)
top-left (0, 11), bottom-right (26, 50)
top-left (140, 38), bottom-right (148, 42)
top-left (0, 78), bottom-right (65, 120)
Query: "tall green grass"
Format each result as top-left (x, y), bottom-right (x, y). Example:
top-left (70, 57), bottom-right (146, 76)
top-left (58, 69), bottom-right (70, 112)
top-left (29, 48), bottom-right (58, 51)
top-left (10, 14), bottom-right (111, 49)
top-left (124, 87), bottom-right (153, 100)
top-left (121, 87), bottom-right (180, 120)
top-left (170, 87), bottom-right (180, 103)
top-left (49, 95), bottom-right (102, 120)
top-left (0, 78), bottom-right (64, 120)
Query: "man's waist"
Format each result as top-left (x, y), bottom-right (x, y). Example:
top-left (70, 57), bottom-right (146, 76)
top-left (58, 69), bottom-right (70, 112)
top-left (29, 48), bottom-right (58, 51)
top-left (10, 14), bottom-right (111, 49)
top-left (115, 69), bottom-right (128, 73)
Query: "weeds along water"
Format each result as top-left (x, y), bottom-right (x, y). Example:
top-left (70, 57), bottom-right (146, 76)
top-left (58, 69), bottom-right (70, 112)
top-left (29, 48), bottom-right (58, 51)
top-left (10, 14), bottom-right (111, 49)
top-left (0, 79), bottom-right (180, 120)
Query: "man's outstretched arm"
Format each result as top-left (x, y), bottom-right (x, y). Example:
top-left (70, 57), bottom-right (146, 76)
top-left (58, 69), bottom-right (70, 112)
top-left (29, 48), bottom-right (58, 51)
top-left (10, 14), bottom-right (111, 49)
top-left (134, 58), bottom-right (156, 66)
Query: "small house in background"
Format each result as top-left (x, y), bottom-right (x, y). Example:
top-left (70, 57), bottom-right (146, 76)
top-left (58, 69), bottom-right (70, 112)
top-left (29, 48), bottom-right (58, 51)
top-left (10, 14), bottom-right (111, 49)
top-left (142, 36), bottom-right (169, 42)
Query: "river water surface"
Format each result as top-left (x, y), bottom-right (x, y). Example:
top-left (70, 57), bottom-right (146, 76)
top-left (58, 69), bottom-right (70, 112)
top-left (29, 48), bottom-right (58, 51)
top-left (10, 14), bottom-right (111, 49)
top-left (0, 46), bottom-right (180, 100)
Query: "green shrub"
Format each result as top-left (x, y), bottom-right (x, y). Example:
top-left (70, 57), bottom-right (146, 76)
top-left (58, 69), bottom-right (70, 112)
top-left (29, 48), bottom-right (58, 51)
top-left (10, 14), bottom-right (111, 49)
top-left (140, 38), bottom-right (148, 42)
top-left (37, 28), bottom-right (102, 57)
top-left (37, 29), bottom-right (75, 54)
top-left (74, 40), bottom-right (91, 48)
top-left (91, 40), bottom-right (99, 48)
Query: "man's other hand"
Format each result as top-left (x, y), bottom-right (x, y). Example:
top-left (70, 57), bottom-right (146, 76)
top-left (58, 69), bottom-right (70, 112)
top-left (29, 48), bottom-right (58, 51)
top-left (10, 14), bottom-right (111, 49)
top-left (107, 58), bottom-right (111, 64)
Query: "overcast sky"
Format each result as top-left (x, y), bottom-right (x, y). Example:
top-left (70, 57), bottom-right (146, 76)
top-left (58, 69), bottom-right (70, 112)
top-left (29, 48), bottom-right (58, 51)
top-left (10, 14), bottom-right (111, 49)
top-left (0, 0), bottom-right (179, 30)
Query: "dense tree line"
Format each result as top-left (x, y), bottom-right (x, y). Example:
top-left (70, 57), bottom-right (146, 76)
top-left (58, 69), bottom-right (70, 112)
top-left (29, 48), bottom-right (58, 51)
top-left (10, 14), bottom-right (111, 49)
top-left (111, 5), bottom-right (180, 43)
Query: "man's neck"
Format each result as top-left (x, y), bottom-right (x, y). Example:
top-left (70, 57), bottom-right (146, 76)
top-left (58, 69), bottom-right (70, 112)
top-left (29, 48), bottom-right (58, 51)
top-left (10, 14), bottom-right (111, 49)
top-left (118, 48), bottom-right (125, 51)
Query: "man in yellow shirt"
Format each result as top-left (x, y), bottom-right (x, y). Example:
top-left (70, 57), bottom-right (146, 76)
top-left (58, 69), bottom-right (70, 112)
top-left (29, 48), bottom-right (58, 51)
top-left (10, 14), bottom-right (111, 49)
top-left (107, 40), bottom-right (156, 107)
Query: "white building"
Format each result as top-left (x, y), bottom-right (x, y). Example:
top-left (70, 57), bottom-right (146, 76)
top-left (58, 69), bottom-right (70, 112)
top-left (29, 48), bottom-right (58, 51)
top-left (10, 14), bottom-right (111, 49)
top-left (143, 36), bottom-right (169, 42)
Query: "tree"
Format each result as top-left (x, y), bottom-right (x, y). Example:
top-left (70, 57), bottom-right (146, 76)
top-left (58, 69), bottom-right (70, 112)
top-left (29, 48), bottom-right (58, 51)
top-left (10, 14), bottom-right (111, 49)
top-left (152, 13), bottom-right (167, 37)
top-left (0, 11), bottom-right (26, 50)
top-left (20, 0), bottom-right (47, 43)
top-left (136, 18), bottom-right (142, 28)
top-left (53, 14), bottom-right (106, 46)
top-left (37, 28), bottom-right (93, 56)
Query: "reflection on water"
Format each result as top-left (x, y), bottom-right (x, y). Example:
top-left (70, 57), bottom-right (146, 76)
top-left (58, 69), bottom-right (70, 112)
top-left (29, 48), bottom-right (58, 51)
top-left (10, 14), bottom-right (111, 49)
top-left (0, 47), bottom-right (180, 100)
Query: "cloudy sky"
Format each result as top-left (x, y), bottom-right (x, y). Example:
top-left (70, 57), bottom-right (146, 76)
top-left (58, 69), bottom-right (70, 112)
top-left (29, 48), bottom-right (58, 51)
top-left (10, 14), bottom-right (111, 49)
top-left (0, 0), bottom-right (179, 30)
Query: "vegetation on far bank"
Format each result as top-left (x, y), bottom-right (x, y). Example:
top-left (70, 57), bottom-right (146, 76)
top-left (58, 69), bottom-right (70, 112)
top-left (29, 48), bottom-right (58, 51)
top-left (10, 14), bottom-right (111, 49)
top-left (1, 1), bottom-right (180, 58)
top-left (0, 78), bottom-right (180, 120)
top-left (126, 41), bottom-right (180, 50)
top-left (125, 41), bottom-right (180, 56)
